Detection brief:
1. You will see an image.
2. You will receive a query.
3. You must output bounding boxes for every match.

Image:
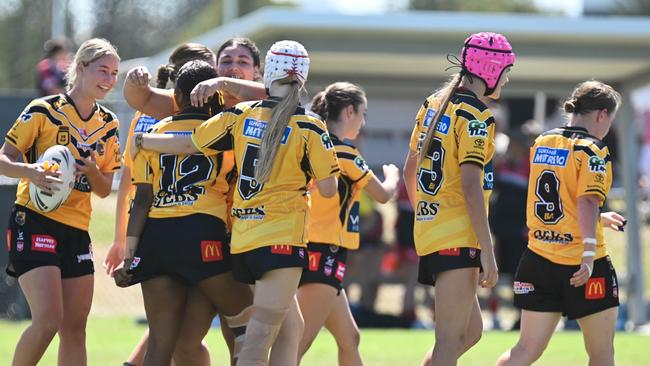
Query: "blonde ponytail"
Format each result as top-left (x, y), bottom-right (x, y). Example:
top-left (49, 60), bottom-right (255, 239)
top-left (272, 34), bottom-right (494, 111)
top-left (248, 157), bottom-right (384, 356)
top-left (419, 73), bottom-right (462, 165)
top-left (255, 82), bottom-right (301, 183)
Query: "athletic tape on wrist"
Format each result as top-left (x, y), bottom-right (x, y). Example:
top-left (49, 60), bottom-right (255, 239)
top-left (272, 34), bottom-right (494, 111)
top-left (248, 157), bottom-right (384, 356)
top-left (582, 237), bottom-right (597, 245)
top-left (582, 250), bottom-right (596, 258)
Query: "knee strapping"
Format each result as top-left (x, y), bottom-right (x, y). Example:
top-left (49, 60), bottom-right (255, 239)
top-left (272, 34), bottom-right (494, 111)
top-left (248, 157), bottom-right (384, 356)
top-left (225, 305), bottom-right (254, 331)
top-left (236, 306), bottom-right (289, 366)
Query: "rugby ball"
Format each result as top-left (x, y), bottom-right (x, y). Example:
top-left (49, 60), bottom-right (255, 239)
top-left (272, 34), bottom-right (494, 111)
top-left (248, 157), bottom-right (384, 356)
top-left (29, 145), bottom-right (76, 212)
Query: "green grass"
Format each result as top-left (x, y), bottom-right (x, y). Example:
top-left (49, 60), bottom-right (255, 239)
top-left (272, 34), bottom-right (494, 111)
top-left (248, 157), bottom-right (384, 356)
top-left (0, 317), bottom-right (648, 365)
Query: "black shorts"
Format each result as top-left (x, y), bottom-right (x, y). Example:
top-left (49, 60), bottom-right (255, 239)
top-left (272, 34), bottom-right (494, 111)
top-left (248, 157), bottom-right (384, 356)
top-left (231, 245), bottom-right (307, 284)
top-left (513, 248), bottom-right (619, 320)
top-left (6, 205), bottom-right (93, 279)
top-left (418, 247), bottom-right (481, 286)
top-left (299, 242), bottom-right (348, 293)
top-left (127, 214), bottom-right (231, 286)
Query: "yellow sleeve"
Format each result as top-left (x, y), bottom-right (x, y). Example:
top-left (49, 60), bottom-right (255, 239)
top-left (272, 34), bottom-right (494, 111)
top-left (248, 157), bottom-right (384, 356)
top-left (123, 112), bottom-right (159, 168)
top-left (4, 101), bottom-right (44, 153)
top-left (456, 106), bottom-right (494, 167)
top-left (191, 109), bottom-right (239, 156)
top-left (576, 145), bottom-right (612, 202)
top-left (131, 149), bottom-right (154, 185)
top-left (338, 146), bottom-right (374, 189)
top-left (304, 119), bottom-right (340, 180)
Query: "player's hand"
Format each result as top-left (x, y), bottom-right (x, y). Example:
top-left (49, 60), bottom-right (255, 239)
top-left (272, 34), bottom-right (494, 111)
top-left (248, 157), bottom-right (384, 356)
top-left (601, 211), bottom-right (626, 232)
top-left (104, 241), bottom-right (125, 276)
top-left (382, 164), bottom-right (400, 181)
top-left (125, 66), bottom-right (151, 89)
top-left (26, 162), bottom-right (63, 192)
top-left (570, 256), bottom-right (594, 287)
top-left (75, 152), bottom-right (101, 179)
top-left (479, 249), bottom-right (498, 288)
top-left (190, 77), bottom-right (224, 107)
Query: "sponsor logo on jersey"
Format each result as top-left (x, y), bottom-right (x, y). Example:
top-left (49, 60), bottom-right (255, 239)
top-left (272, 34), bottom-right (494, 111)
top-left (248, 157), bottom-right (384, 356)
top-left (347, 202), bottom-right (360, 233)
top-left (588, 156), bottom-right (606, 173)
top-left (134, 115), bottom-right (158, 133)
top-left (585, 277), bottom-right (605, 300)
top-left (31, 234), bottom-right (57, 253)
top-left (77, 244), bottom-right (93, 263)
top-left (321, 133), bottom-right (334, 150)
top-left (467, 120), bottom-right (488, 138)
top-left (354, 156), bottom-right (369, 172)
top-left (532, 230), bottom-right (574, 244)
top-left (231, 206), bottom-right (266, 220)
top-left (153, 190), bottom-right (199, 208)
top-left (484, 161), bottom-right (494, 190)
top-left (201, 241), bottom-right (223, 262)
top-left (532, 147), bottom-right (569, 167)
top-left (242, 118), bottom-right (291, 144)
top-left (163, 131), bottom-right (192, 136)
top-left (19, 112), bottom-right (32, 123)
top-left (514, 281), bottom-right (535, 294)
top-left (422, 109), bottom-right (451, 136)
top-left (415, 200), bottom-right (439, 221)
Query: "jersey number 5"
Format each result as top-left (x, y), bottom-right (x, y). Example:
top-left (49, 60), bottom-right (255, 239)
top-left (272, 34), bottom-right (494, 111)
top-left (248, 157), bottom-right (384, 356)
top-left (239, 143), bottom-right (264, 200)
top-left (418, 137), bottom-right (445, 196)
top-left (534, 170), bottom-right (564, 224)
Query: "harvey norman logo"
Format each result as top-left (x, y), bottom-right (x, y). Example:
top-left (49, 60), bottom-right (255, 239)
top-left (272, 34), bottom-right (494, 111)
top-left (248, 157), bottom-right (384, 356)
top-left (243, 118), bottom-right (290, 144)
top-left (532, 147), bottom-right (569, 167)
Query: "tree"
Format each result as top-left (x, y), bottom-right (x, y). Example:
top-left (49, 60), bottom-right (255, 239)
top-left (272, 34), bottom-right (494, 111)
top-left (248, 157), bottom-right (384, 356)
top-left (409, 0), bottom-right (538, 13)
top-left (613, 0), bottom-right (650, 15)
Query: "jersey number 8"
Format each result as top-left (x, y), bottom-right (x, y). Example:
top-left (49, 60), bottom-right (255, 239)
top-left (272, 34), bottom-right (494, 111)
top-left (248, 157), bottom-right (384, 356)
top-left (534, 170), bottom-right (564, 224)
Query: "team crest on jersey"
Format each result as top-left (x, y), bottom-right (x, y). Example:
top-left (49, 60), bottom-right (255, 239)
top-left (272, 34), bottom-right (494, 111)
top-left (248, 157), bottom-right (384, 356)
top-left (532, 147), bottom-right (569, 167)
top-left (354, 156), bottom-right (369, 172)
top-left (588, 156), bottom-right (606, 173)
top-left (242, 118), bottom-right (291, 144)
top-left (57, 126), bottom-right (70, 145)
top-left (467, 120), bottom-right (488, 138)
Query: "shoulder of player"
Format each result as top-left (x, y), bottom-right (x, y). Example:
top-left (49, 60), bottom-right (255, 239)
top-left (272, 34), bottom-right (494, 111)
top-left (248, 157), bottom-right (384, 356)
top-left (334, 141), bottom-right (361, 161)
top-left (294, 114), bottom-right (329, 136)
top-left (452, 97), bottom-right (494, 126)
top-left (573, 139), bottom-right (610, 161)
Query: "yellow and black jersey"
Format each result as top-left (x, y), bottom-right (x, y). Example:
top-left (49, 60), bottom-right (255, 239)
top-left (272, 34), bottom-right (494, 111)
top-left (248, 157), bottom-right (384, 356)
top-left (309, 135), bottom-right (374, 250)
top-left (526, 126), bottom-right (612, 265)
top-left (5, 94), bottom-right (120, 230)
top-left (132, 113), bottom-right (234, 222)
top-left (408, 89), bottom-right (495, 256)
top-left (122, 111), bottom-right (160, 205)
top-left (192, 97), bottom-right (340, 254)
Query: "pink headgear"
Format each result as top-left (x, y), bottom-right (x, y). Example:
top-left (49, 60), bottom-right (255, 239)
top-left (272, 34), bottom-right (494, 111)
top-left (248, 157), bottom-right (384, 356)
top-left (461, 32), bottom-right (515, 96)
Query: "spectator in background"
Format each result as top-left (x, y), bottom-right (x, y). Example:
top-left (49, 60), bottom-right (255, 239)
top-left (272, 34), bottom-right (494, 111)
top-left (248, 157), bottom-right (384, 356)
top-left (36, 38), bottom-right (71, 96)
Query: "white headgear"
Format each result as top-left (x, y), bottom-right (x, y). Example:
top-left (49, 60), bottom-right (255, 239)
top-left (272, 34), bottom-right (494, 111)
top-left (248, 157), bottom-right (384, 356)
top-left (263, 40), bottom-right (310, 90)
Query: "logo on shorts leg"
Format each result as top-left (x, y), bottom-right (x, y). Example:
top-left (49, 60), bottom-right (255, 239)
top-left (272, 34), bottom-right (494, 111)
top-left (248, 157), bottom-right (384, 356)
top-left (469, 248), bottom-right (477, 259)
top-left (335, 262), bottom-right (346, 281)
top-left (513, 281), bottom-right (535, 294)
top-left (270, 245), bottom-right (292, 255)
top-left (15, 211), bottom-right (25, 226)
top-left (439, 248), bottom-right (460, 256)
top-left (77, 244), bottom-right (93, 263)
top-left (308, 251), bottom-right (321, 272)
top-left (585, 277), bottom-right (605, 300)
top-left (201, 241), bottom-right (223, 262)
top-left (16, 230), bottom-right (24, 252)
top-left (31, 234), bottom-right (57, 253)
top-left (324, 256), bottom-right (335, 276)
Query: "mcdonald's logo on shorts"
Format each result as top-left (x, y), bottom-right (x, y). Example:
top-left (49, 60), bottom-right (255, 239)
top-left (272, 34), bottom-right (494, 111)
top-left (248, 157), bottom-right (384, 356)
top-left (201, 241), bottom-right (223, 262)
top-left (585, 277), bottom-right (605, 300)
top-left (271, 245), bottom-right (292, 255)
top-left (439, 248), bottom-right (460, 256)
top-left (308, 251), bottom-right (321, 272)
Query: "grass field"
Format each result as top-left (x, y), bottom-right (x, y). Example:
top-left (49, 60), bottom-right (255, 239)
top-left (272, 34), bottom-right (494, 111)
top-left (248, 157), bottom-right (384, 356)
top-left (1, 317), bottom-right (649, 365)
